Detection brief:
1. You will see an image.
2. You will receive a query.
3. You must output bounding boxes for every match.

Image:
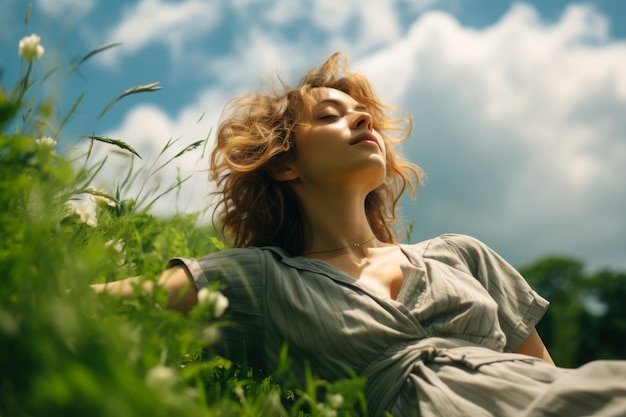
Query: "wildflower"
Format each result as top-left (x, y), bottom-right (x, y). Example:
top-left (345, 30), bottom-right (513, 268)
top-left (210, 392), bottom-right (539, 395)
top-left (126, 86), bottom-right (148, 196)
top-left (316, 403), bottom-right (337, 417)
top-left (18, 34), bottom-right (45, 62)
top-left (105, 239), bottom-right (126, 265)
top-left (200, 325), bottom-right (220, 344)
top-left (36, 136), bottom-right (56, 149)
top-left (326, 393), bottom-right (344, 409)
top-left (65, 200), bottom-right (98, 227)
top-left (145, 365), bottom-right (177, 390)
top-left (197, 287), bottom-right (229, 318)
top-left (105, 239), bottom-right (125, 253)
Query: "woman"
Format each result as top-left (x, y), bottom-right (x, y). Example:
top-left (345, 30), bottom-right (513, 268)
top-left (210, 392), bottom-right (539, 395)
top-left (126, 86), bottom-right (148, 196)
top-left (96, 52), bottom-right (625, 417)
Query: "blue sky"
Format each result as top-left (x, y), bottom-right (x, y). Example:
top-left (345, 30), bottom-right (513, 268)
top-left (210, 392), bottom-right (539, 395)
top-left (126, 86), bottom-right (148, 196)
top-left (1, 0), bottom-right (625, 271)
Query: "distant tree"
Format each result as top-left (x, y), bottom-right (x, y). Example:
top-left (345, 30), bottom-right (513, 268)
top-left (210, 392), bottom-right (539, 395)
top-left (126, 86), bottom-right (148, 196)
top-left (578, 269), bottom-right (626, 363)
top-left (519, 257), bottom-right (585, 367)
top-left (519, 257), bottom-right (626, 367)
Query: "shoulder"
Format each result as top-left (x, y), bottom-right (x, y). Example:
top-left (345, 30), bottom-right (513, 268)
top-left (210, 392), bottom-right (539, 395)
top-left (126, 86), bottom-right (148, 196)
top-left (438, 233), bottom-right (494, 263)
top-left (170, 246), bottom-right (289, 290)
top-left (436, 233), bottom-right (489, 251)
top-left (198, 247), bottom-right (283, 275)
top-left (409, 233), bottom-right (492, 271)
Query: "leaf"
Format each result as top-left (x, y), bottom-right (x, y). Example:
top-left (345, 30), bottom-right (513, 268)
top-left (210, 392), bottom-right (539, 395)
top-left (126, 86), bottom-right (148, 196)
top-left (173, 139), bottom-right (206, 159)
top-left (99, 82), bottom-right (162, 119)
top-left (64, 43), bottom-right (123, 79)
top-left (58, 92), bottom-right (85, 134)
top-left (141, 175), bottom-right (191, 213)
top-left (81, 187), bottom-right (121, 206)
top-left (25, 3), bottom-right (31, 25)
top-left (80, 135), bottom-right (142, 159)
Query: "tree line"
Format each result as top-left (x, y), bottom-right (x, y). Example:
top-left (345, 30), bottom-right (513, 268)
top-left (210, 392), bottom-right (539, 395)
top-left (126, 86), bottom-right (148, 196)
top-left (519, 256), bottom-right (626, 367)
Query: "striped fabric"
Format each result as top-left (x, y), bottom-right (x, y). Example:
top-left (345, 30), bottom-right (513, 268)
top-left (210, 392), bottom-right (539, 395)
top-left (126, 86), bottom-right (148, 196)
top-left (170, 234), bottom-right (626, 417)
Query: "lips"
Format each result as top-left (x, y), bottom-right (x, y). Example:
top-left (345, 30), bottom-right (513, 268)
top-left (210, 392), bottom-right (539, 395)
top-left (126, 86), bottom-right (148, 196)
top-left (350, 132), bottom-right (379, 148)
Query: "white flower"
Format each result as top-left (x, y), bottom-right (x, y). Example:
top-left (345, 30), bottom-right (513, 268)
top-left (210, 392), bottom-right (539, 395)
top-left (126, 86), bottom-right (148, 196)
top-left (197, 288), bottom-right (229, 318)
top-left (200, 325), bottom-right (220, 344)
top-left (316, 403), bottom-right (337, 417)
top-left (65, 200), bottom-right (98, 227)
top-left (145, 365), bottom-right (176, 390)
top-left (326, 393), bottom-right (344, 409)
top-left (18, 34), bottom-right (45, 62)
top-left (36, 136), bottom-right (56, 149)
top-left (105, 239), bottom-right (126, 265)
top-left (105, 239), bottom-right (125, 253)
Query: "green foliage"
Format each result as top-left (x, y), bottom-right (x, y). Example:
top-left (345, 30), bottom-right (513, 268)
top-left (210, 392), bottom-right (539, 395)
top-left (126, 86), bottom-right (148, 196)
top-left (519, 256), bottom-right (626, 367)
top-left (0, 14), bottom-right (367, 417)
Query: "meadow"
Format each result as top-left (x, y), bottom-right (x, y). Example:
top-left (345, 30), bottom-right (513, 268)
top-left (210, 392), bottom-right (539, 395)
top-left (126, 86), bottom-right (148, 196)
top-left (0, 10), bottom-right (366, 417)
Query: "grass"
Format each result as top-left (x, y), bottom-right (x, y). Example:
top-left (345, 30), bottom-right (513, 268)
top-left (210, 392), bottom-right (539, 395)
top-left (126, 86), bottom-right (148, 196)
top-left (0, 12), bottom-right (367, 417)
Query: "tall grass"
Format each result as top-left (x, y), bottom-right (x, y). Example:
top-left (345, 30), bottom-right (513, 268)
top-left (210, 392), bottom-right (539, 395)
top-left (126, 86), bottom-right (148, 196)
top-left (0, 8), bottom-right (367, 417)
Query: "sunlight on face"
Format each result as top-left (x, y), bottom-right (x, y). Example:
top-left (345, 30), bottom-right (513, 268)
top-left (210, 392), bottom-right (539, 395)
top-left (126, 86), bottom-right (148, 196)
top-left (291, 88), bottom-right (386, 190)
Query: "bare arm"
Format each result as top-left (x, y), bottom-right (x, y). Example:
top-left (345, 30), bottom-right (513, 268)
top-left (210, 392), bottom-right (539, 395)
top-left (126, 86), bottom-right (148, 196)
top-left (514, 328), bottom-right (555, 365)
top-left (91, 266), bottom-right (198, 314)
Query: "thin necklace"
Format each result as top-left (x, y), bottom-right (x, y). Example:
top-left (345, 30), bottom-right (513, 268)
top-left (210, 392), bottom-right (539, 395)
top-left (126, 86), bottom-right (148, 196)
top-left (303, 235), bottom-right (376, 255)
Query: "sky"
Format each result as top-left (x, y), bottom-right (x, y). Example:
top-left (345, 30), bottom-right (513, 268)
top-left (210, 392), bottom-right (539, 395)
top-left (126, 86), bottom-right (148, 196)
top-left (1, 0), bottom-right (625, 271)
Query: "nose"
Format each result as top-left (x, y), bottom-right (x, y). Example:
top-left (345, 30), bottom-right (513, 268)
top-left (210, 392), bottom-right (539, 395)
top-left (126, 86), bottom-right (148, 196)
top-left (351, 111), bottom-right (372, 131)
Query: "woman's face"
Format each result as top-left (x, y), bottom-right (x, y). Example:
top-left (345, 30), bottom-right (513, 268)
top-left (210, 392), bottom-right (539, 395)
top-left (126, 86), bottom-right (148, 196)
top-left (289, 87), bottom-right (386, 190)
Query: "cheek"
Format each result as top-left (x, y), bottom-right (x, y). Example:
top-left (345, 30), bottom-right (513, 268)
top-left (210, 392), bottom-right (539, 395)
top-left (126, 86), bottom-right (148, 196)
top-left (375, 133), bottom-right (388, 160)
top-left (294, 128), bottom-right (335, 154)
top-left (292, 133), bottom-right (324, 168)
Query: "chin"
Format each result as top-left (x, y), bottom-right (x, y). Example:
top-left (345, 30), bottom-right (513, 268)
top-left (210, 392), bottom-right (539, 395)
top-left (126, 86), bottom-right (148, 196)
top-left (361, 164), bottom-right (386, 190)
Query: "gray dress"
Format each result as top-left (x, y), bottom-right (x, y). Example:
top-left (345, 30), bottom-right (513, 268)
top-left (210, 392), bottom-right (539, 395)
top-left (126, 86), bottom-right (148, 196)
top-left (170, 234), bottom-right (626, 417)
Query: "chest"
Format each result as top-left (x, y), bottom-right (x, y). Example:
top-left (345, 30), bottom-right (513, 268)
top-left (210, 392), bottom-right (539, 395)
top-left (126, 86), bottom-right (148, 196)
top-left (325, 247), bottom-right (407, 300)
top-left (262, 252), bottom-right (506, 377)
top-left (357, 262), bottom-right (404, 300)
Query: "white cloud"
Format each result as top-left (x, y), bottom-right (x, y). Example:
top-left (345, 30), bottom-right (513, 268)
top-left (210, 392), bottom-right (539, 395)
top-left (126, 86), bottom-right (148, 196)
top-left (404, 0), bottom-right (440, 14)
top-left (87, 1), bottom-right (626, 269)
top-left (97, 0), bottom-right (221, 67)
top-left (357, 0), bottom-right (402, 46)
top-left (204, 0), bottom-right (408, 87)
top-left (310, 0), bottom-right (353, 32)
top-left (358, 3), bottom-right (626, 268)
top-left (262, 0), bottom-right (305, 25)
top-left (207, 29), bottom-right (310, 87)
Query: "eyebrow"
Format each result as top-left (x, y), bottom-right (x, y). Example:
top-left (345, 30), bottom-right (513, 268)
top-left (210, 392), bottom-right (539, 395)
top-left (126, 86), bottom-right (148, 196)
top-left (313, 99), bottom-right (368, 112)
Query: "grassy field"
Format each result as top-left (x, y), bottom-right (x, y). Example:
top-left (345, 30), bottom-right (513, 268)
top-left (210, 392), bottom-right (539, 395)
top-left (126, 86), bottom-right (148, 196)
top-left (1, 16), bottom-right (367, 417)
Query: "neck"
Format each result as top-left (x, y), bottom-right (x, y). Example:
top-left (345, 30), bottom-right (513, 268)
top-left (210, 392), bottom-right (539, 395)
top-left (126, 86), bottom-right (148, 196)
top-left (294, 186), bottom-right (379, 256)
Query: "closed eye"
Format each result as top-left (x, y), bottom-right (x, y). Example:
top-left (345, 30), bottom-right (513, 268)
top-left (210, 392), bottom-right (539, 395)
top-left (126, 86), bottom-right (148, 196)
top-left (318, 114), bottom-right (339, 121)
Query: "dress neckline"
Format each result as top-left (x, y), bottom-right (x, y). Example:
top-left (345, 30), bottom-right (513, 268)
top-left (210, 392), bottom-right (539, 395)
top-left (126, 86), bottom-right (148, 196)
top-left (291, 243), bottom-right (417, 302)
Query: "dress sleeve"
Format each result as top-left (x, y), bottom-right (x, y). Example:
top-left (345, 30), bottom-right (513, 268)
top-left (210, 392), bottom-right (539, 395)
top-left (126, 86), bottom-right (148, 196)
top-left (168, 248), bottom-right (265, 368)
top-left (434, 234), bottom-right (549, 352)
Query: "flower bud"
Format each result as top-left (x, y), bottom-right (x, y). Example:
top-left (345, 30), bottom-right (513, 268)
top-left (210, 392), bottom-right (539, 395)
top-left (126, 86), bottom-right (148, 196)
top-left (18, 34), bottom-right (45, 62)
top-left (145, 365), bottom-right (176, 390)
top-left (36, 136), bottom-right (56, 148)
top-left (197, 288), bottom-right (229, 318)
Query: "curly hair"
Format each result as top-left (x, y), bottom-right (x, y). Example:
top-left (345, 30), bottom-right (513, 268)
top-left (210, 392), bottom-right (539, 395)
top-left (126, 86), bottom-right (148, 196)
top-left (209, 52), bottom-right (423, 255)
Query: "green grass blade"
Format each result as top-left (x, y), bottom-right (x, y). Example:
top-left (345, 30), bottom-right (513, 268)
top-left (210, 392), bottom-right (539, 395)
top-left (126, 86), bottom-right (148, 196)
top-left (141, 175), bottom-right (191, 213)
top-left (80, 135), bottom-right (142, 159)
top-left (64, 42), bottom-right (123, 80)
top-left (152, 139), bottom-right (207, 175)
top-left (172, 139), bottom-right (205, 159)
top-left (57, 92), bottom-right (84, 135)
top-left (98, 82), bottom-right (162, 119)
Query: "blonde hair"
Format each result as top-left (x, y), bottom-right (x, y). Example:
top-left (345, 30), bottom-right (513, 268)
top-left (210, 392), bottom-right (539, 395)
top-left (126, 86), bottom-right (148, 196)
top-left (210, 52), bottom-right (423, 254)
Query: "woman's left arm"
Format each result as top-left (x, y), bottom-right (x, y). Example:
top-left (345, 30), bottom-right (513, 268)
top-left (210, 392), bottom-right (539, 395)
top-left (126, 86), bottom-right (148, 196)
top-left (514, 328), bottom-right (555, 365)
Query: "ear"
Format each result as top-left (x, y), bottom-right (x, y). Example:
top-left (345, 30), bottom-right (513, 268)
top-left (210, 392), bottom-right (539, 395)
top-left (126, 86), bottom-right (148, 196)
top-left (269, 164), bottom-right (298, 182)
